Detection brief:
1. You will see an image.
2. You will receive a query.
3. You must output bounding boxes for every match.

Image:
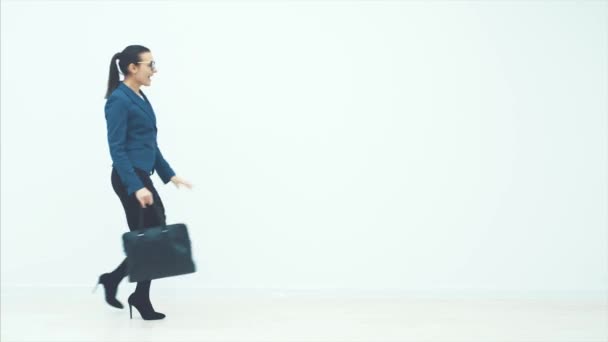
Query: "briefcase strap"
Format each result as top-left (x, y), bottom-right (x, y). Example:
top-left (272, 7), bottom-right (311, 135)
top-left (138, 202), bottom-right (166, 230)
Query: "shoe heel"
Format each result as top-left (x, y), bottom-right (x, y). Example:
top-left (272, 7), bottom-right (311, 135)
top-left (92, 281), bottom-right (100, 294)
top-left (129, 303), bottom-right (133, 319)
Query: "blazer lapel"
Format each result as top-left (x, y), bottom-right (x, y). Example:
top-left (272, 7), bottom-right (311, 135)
top-left (118, 82), bottom-right (156, 125)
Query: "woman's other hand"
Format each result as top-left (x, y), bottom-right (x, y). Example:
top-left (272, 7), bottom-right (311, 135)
top-left (170, 175), bottom-right (193, 189)
top-left (135, 187), bottom-right (154, 208)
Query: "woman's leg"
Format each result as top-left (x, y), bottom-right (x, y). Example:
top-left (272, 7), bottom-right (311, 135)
top-left (112, 168), bottom-right (167, 314)
top-left (95, 168), bottom-right (135, 308)
top-left (131, 170), bottom-right (166, 304)
top-left (115, 168), bottom-right (167, 319)
top-left (106, 168), bottom-right (131, 282)
top-left (107, 168), bottom-right (166, 284)
top-left (108, 258), bottom-right (127, 279)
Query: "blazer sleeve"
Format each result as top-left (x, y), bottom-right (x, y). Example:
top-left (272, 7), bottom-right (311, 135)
top-left (105, 95), bottom-right (145, 196)
top-left (154, 145), bottom-right (176, 184)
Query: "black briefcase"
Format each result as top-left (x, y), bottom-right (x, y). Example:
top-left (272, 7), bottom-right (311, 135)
top-left (122, 203), bottom-right (196, 283)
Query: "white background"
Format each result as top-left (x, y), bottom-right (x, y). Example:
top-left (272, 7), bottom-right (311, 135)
top-left (1, 0), bottom-right (606, 296)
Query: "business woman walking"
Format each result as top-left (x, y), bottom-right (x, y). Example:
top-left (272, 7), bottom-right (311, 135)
top-left (95, 45), bottom-right (192, 320)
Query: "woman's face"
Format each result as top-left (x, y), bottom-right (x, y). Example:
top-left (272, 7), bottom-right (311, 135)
top-left (128, 52), bottom-right (157, 87)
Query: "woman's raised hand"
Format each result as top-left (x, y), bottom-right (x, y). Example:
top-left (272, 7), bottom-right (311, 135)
top-left (170, 175), bottom-right (193, 189)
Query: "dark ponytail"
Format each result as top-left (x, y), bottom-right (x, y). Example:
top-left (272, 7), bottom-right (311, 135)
top-left (104, 45), bottom-right (151, 99)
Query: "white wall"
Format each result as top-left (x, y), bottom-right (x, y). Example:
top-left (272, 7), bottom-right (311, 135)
top-left (1, 1), bottom-right (606, 295)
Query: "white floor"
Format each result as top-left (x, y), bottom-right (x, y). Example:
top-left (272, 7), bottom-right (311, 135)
top-left (1, 287), bottom-right (606, 342)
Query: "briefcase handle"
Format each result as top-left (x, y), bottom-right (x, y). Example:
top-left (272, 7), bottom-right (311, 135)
top-left (137, 202), bottom-right (166, 231)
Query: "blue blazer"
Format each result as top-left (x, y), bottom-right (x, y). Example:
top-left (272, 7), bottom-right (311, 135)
top-left (105, 82), bottom-right (175, 196)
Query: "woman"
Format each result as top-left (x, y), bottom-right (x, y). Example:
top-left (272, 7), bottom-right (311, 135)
top-left (94, 45), bottom-right (193, 320)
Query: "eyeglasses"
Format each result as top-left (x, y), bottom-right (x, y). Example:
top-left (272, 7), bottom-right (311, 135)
top-left (137, 60), bottom-right (156, 70)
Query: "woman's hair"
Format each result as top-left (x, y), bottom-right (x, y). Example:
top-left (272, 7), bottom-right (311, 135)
top-left (105, 45), bottom-right (150, 99)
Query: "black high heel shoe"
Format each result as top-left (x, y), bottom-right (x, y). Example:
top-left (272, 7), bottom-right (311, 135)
top-left (128, 293), bottom-right (166, 320)
top-left (93, 273), bottom-right (124, 309)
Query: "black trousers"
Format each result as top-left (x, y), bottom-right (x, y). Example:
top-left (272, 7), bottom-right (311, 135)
top-left (110, 167), bottom-right (167, 294)
top-left (111, 167), bottom-right (167, 230)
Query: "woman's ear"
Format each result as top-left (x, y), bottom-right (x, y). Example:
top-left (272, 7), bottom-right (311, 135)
top-left (127, 63), bottom-right (138, 75)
